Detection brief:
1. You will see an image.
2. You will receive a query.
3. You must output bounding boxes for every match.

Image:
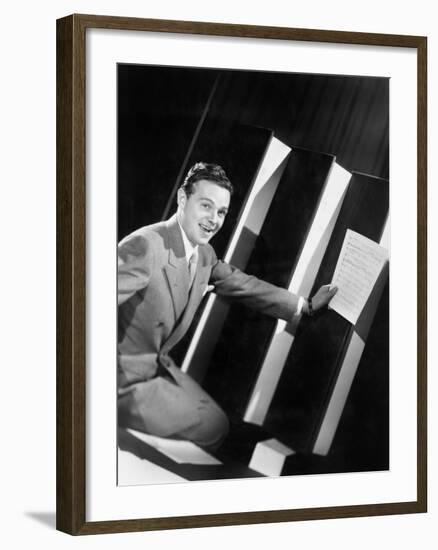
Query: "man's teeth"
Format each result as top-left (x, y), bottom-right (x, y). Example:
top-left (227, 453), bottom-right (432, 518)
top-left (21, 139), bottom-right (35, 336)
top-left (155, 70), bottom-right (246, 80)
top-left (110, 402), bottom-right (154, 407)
top-left (200, 225), bottom-right (213, 233)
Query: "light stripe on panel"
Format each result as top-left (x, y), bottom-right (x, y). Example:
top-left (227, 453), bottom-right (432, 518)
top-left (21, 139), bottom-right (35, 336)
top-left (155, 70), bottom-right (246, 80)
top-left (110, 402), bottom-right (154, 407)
top-left (244, 162), bottom-right (351, 424)
top-left (181, 137), bottom-right (291, 374)
top-left (312, 218), bottom-right (389, 455)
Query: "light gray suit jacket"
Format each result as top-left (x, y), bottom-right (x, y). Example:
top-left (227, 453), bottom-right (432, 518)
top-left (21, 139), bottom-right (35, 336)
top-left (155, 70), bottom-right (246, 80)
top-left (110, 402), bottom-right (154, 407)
top-left (118, 214), bottom-right (299, 436)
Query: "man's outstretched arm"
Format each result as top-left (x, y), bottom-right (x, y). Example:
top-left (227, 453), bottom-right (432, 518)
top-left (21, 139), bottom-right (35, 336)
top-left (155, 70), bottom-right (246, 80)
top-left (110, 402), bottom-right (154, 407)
top-left (210, 258), bottom-right (337, 321)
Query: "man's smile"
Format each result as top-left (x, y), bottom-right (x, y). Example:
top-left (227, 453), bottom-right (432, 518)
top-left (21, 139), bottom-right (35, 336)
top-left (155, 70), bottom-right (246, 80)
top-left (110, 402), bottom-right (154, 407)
top-left (199, 223), bottom-right (215, 236)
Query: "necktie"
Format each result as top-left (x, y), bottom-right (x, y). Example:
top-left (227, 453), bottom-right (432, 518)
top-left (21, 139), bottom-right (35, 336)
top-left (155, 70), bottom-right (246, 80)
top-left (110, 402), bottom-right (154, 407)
top-left (188, 250), bottom-right (198, 288)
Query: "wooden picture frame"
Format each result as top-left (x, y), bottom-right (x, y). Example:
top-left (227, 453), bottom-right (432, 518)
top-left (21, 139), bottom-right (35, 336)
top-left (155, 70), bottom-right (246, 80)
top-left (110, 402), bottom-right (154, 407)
top-left (56, 13), bottom-right (427, 535)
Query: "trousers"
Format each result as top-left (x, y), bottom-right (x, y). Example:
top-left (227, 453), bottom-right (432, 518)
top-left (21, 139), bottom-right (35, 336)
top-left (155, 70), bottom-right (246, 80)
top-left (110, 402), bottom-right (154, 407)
top-left (118, 357), bottom-right (229, 450)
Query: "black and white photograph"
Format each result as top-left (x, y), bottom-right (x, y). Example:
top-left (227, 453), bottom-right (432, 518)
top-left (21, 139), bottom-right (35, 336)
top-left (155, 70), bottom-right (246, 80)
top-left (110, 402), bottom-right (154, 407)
top-left (116, 63), bottom-right (390, 485)
top-left (1, 0), bottom-right (434, 544)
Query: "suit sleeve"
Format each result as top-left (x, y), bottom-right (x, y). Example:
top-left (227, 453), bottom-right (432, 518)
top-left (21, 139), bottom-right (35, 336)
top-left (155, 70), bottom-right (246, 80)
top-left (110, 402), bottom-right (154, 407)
top-left (118, 234), bottom-right (155, 305)
top-left (210, 257), bottom-right (299, 322)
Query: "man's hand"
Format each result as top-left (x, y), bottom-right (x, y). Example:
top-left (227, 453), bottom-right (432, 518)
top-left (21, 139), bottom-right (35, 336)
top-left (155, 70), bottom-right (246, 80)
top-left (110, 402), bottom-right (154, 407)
top-left (308, 284), bottom-right (338, 313)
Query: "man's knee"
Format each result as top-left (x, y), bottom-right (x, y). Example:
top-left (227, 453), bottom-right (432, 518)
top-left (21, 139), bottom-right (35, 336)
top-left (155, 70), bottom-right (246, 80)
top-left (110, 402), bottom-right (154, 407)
top-left (180, 403), bottom-right (229, 451)
top-left (203, 405), bottom-right (229, 449)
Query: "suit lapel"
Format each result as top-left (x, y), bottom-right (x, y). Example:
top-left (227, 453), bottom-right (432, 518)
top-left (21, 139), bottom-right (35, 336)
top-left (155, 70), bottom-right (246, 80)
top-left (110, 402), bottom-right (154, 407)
top-left (162, 216), bottom-right (190, 323)
top-left (163, 259), bottom-right (189, 323)
top-left (184, 264), bottom-right (210, 320)
top-left (162, 243), bottom-right (211, 354)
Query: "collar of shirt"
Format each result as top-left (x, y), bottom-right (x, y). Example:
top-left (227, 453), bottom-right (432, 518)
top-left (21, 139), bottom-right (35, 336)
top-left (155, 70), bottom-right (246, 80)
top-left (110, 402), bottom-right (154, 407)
top-left (176, 217), bottom-right (198, 263)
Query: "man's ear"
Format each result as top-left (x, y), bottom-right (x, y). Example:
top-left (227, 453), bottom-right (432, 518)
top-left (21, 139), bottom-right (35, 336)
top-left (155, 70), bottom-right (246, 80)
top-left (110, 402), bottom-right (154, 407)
top-left (177, 188), bottom-right (186, 209)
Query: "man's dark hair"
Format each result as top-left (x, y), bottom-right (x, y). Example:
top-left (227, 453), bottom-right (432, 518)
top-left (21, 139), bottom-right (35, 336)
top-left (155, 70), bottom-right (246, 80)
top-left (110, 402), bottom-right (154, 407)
top-left (181, 162), bottom-right (234, 197)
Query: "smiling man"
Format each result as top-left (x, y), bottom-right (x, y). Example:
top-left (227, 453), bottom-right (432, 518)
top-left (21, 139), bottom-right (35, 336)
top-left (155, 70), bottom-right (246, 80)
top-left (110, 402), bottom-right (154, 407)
top-left (117, 162), bottom-right (336, 450)
top-left (177, 172), bottom-right (230, 245)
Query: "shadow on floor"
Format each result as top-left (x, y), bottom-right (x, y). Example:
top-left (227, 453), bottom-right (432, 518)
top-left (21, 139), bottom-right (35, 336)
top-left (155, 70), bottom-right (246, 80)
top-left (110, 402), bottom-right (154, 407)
top-left (25, 511), bottom-right (56, 529)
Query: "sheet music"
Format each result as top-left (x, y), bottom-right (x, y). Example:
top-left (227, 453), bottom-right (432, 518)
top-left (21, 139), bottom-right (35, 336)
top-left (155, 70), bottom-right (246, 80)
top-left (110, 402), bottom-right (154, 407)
top-left (329, 229), bottom-right (388, 325)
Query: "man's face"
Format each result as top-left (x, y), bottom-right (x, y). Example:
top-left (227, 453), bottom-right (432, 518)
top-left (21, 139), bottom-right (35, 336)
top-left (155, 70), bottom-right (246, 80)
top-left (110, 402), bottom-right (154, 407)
top-left (177, 179), bottom-right (230, 246)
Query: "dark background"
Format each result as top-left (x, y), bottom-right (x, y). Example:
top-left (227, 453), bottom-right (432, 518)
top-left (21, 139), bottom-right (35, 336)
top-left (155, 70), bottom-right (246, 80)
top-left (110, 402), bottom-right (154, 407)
top-left (118, 65), bottom-right (388, 238)
top-left (118, 64), bottom-right (389, 475)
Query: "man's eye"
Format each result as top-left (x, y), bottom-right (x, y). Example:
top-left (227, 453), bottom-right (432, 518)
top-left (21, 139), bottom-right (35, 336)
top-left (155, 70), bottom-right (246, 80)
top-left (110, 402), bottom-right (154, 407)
top-left (218, 211), bottom-right (226, 218)
top-left (202, 203), bottom-right (211, 209)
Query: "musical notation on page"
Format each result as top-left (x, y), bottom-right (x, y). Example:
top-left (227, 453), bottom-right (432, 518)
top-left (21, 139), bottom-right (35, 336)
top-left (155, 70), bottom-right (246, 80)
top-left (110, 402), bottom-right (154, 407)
top-left (329, 229), bottom-right (388, 325)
